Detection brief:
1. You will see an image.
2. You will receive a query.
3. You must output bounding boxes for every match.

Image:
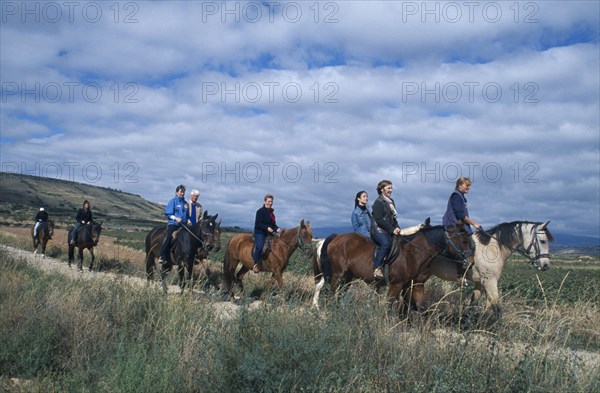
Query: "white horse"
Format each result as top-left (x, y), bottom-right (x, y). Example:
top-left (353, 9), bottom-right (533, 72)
top-left (429, 220), bottom-right (553, 316)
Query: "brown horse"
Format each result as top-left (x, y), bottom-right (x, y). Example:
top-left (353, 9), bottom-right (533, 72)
top-left (31, 220), bottom-right (54, 258)
top-left (312, 222), bottom-right (473, 312)
top-left (145, 212), bottom-right (220, 292)
top-left (223, 219), bottom-right (313, 294)
top-left (68, 221), bottom-right (103, 272)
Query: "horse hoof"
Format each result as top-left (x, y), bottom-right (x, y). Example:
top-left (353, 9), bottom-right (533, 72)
top-left (77, 268), bottom-right (83, 273)
top-left (34, 250), bottom-right (37, 255)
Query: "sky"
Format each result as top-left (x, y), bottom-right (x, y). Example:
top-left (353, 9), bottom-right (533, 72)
top-left (1, 1), bottom-right (599, 238)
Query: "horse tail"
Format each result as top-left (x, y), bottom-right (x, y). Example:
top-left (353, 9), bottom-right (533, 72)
top-left (319, 234), bottom-right (337, 283)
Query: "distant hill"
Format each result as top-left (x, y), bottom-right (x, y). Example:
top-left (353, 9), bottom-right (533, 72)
top-left (0, 172), bottom-right (164, 229)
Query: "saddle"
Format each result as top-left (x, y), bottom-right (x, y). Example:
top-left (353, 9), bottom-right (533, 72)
top-left (252, 234), bottom-right (275, 261)
top-left (371, 236), bottom-right (402, 268)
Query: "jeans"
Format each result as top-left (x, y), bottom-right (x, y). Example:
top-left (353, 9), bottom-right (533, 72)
top-left (160, 224), bottom-right (179, 263)
top-left (34, 222), bottom-right (41, 238)
top-left (253, 232), bottom-right (267, 264)
top-left (72, 222), bottom-right (82, 242)
top-left (372, 230), bottom-right (391, 269)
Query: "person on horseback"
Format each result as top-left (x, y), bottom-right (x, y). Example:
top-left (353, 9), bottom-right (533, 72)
top-left (442, 177), bottom-right (482, 234)
top-left (158, 184), bottom-right (190, 269)
top-left (253, 193), bottom-right (281, 273)
top-left (70, 200), bottom-right (93, 245)
top-left (371, 180), bottom-right (402, 279)
top-left (33, 207), bottom-right (49, 240)
top-left (442, 177), bottom-right (481, 283)
top-left (351, 191), bottom-right (372, 238)
top-left (188, 189), bottom-right (203, 225)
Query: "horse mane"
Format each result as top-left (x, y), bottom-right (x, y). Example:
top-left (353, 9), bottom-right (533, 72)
top-left (403, 225), bottom-right (446, 246)
top-left (479, 221), bottom-right (554, 249)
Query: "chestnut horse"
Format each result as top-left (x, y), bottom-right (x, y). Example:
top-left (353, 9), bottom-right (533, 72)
top-left (145, 212), bottom-right (220, 293)
top-left (312, 222), bottom-right (473, 311)
top-left (428, 220), bottom-right (553, 316)
top-left (31, 220), bottom-right (54, 258)
top-left (223, 219), bottom-right (313, 294)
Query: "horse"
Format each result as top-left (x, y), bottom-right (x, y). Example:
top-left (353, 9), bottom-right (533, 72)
top-left (312, 222), bottom-right (474, 312)
top-left (68, 221), bottom-right (103, 272)
top-left (428, 220), bottom-right (553, 316)
top-left (145, 212), bottom-right (220, 293)
top-left (223, 219), bottom-right (313, 295)
top-left (31, 220), bottom-right (54, 258)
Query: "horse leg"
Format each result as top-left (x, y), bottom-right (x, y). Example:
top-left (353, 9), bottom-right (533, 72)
top-left (186, 258), bottom-right (195, 293)
top-left (312, 276), bottom-right (325, 310)
top-left (77, 248), bottom-right (84, 272)
top-left (483, 280), bottom-right (502, 317)
top-left (145, 252), bottom-right (156, 282)
top-left (388, 283), bottom-right (407, 316)
top-left (41, 240), bottom-right (47, 258)
top-left (88, 248), bottom-right (95, 272)
top-left (235, 265), bottom-right (249, 291)
top-left (269, 271), bottom-right (283, 290)
top-left (160, 264), bottom-right (170, 294)
top-left (470, 283), bottom-right (484, 307)
top-left (177, 263), bottom-right (185, 293)
top-left (409, 283), bottom-right (426, 312)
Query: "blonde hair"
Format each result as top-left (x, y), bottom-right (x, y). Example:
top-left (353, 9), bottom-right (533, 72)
top-left (455, 177), bottom-right (472, 188)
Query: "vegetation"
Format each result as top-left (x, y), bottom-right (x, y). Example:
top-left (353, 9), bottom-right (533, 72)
top-left (1, 244), bottom-right (598, 392)
top-left (1, 174), bottom-right (598, 391)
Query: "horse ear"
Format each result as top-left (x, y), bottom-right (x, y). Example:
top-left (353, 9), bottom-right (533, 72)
top-left (213, 213), bottom-right (218, 220)
top-left (203, 211), bottom-right (208, 219)
top-left (539, 220), bottom-right (550, 230)
top-left (300, 219), bottom-right (305, 227)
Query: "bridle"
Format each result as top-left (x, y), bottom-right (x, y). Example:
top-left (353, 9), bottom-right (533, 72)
top-left (275, 226), bottom-right (314, 259)
top-left (514, 224), bottom-right (551, 268)
top-left (443, 228), bottom-right (474, 266)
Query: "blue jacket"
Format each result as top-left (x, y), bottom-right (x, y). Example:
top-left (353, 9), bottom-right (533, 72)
top-left (442, 189), bottom-right (471, 233)
top-left (165, 195), bottom-right (189, 226)
top-left (351, 205), bottom-right (372, 238)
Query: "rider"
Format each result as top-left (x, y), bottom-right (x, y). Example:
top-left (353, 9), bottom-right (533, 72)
top-left (351, 190), bottom-right (372, 238)
top-left (188, 189), bottom-right (203, 225)
top-left (71, 200), bottom-right (93, 244)
top-left (253, 193), bottom-right (281, 273)
top-left (371, 180), bottom-right (401, 279)
top-left (442, 177), bottom-right (482, 234)
top-left (33, 207), bottom-right (49, 240)
top-left (159, 185), bottom-right (190, 268)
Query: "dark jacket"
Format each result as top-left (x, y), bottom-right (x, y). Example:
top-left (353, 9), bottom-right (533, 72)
top-left (372, 195), bottom-right (399, 234)
top-left (35, 211), bottom-right (48, 222)
top-left (76, 208), bottom-right (93, 223)
top-left (254, 206), bottom-right (279, 235)
top-left (442, 189), bottom-right (471, 233)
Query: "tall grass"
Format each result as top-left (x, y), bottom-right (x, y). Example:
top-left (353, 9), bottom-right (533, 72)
top-left (1, 247), bottom-right (598, 392)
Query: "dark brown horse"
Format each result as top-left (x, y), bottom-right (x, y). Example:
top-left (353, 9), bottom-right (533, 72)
top-left (223, 219), bottom-right (313, 294)
top-left (312, 222), bottom-right (473, 311)
top-left (31, 220), bottom-right (54, 258)
top-left (145, 212), bottom-right (220, 293)
top-left (68, 221), bottom-right (103, 272)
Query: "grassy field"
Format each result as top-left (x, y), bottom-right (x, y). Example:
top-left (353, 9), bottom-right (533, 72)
top-left (1, 226), bottom-right (599, 392)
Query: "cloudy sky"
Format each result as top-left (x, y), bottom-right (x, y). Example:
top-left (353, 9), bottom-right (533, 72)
top-left (1, 1), bottom-right (599, 238)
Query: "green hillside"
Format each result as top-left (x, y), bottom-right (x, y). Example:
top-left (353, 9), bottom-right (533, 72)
top-left (0, 172), bottom-right (164, 229)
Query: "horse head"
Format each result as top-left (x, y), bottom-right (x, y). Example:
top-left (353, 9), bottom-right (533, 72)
top-left (91, 221), bottom-right (103, 246)
top-left (445, 220), bottom-right (475, 266)
top-left (200, 212), bottom-right (220, 252)
top-left (521, 221), bottom-right (552, 271)
top-left (297, 219), bottom-right (314, 258)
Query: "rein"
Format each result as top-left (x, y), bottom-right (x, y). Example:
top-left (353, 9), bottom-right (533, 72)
top-left (274, 227), bottom-right (313, 259)
top-left (480, 223), bottom-right (549, 266)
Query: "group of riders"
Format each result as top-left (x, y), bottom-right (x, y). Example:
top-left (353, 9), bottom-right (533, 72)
top-left (33, 176), bottom-right (479, 278)
top-left (33, 199), bottom-right (94, 245)
top-left (352, 177), bottom-right (479, 279)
